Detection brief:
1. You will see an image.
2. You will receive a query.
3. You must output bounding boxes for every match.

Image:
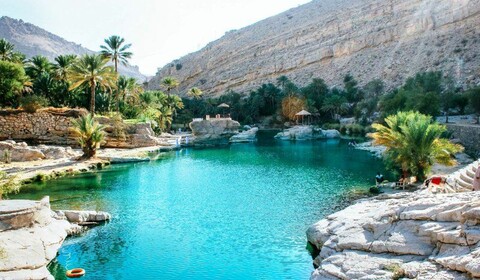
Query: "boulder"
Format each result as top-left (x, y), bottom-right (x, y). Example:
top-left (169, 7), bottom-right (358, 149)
top-left (38, 145), bottom-right (79, 159)
top-left (56, 210), bottom-right (111, 223)
top-left (274, 126), bottom-right (340, 141)
top-left (189, 119), bottom-right (241, 145)
top-left (230, 127), bottom-right (258, 143)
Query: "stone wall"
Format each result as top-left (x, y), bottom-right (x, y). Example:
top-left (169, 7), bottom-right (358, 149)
top-left (0, 108), bottom-right (85, 145)
top-left (447, 123), bottom-right (480, 157)
top-left (0, 108), bottom-right (164, 148)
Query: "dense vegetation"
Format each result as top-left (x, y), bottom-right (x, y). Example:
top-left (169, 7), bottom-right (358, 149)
top-left (371, 111), bottom-right (463, 180)
top-left (1, 37), bottom-right (480, 134)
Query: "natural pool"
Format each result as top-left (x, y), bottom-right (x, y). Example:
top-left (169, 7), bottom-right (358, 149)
top-left (14, 133), bottom-right (387, 279)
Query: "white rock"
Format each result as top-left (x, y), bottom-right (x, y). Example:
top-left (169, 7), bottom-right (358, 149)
top-left (307, 191), bottom-right (480, 279)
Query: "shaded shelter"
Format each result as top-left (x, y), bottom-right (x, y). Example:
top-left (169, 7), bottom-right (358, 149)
top-left (295, 110), bottom-right (311, 124)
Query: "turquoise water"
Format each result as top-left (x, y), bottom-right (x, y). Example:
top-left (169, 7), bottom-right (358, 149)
top-left (14, 133), bottom-right (386, 279)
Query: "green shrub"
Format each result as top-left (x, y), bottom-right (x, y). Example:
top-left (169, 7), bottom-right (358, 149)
top-left (0, 171), bottom-right (20, 199)
top-left (2, 150), bottom-right (11, 163)
top-left (19, 95), bottom-right (49, 113)
top-left (346, 124), bottom-right (366, 136)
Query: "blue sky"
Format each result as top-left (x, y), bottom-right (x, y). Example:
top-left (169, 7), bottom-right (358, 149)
top-left (1, 0), bottom-right (311, 75)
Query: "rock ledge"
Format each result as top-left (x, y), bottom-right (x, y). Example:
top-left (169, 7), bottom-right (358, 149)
top-left (307, 191), bottom-right (480, 279)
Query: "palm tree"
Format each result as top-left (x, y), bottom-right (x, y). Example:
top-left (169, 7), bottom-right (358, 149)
top-left (157, 106), bottom-right (173, 132)
top-left (161, 76), bottom-right (179, 96)
top-left (53, 55), bottom-right (77, 81)
top-left (371, 111), bottom-right (463, 180)
top-left (100, 35), bottom-right (132, 73)
top-left (187, 87), bottom-right (203, 99)
top-left (68, 54), bottom-right (118, 115)
top-left (321, 94), bottom-right (348, 120)
top-left (25, 55), bottom-right (52, 79)
top-left (70, 114), bottom-right (105, 158)
top-left (276, 75), bottom-right (290, 92)
top-left (0, 39), bottom-right (15, 61)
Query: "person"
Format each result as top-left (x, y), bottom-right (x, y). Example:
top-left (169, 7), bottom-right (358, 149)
top-left (375, 172), bottom-right (384, 185)
top-left (473, 164), bottom-right (480, 191)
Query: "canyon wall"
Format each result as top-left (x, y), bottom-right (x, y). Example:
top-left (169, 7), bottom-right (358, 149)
top-left (149, 0), bottom-right (480, 97)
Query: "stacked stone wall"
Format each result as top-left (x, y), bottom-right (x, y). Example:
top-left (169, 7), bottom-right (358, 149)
top-left (447, 123), bottom-right (480, 157)
top-left (0, 108), bottom-right (162, 148)
top-left (0, 108), bottom-right (85, 145)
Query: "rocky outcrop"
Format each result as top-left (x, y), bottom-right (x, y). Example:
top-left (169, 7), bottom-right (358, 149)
top-left (0, 197), bottom-right (110, 280)
top-left (354, 141), bottom-right (386, 158)
top-left (189, 118), bottom-right (241, 145)
top-left (229, 127), bottom-right (258, 143)
top-left (149, 0), bottom-right (480, 96)
top-left (0, 141), bottom-right (46, 162)
top-left (307, 191), bottom-right (480, 279)
top-left (274, 126), bottom-right (340, 141)
top-left (0, 16), bottom-right (145, 80)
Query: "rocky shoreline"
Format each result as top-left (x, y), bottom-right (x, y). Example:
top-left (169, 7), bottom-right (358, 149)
top-left (0, 196), bottom-right (110, 279)
top-left (307, 190), bottom-right (480, 280)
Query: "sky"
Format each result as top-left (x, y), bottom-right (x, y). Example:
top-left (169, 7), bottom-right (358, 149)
top-left (1, 0), bottom-right (311, 75)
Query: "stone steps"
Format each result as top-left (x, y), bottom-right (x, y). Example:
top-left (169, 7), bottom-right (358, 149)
top-left (447, 159), bottom-right (479, 192)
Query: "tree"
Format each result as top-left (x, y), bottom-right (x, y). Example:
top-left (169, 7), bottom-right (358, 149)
top-left (70, 114), bottom-right (105, 158)
top-left (371, 111), bottom-right (463, 180)
top-left (0, 39), bottom-right (15, 61)
top-left (52, 55), bottom-right (77, 107)
top-left (68, 54), bottom-right (118, 114)
top-left (161, 76), bottom-right (179, 96)
top-left (187, 87), bottom-right (203, 99)
top-left (467, 87), bottom-right (480, 123)
top-left (100, 35), bottom-right (132, 73)
top-left (276, 75), bottom-right (290, 92)
top-left (321, 93), bottom-right (348, 120)
top-left (363, 79), bottom-right (385, 99)
top-left (343, 74), bottom-right (364, 103)
top-left (0, 60), bottom-right (29, 107)
top-left (53, 55), bottom-right (77, 81)
top-left (25, 55), bottom-right (52, 79)
top-left (281, 96), bottom-right (305, 121)
top-left (301, 78), bottom-right (329, 113)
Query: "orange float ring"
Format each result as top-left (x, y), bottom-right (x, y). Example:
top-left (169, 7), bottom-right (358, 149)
top-left (66, 268), bottom-right (85, 278)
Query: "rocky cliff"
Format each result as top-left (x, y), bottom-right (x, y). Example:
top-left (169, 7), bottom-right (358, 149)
top-left (0, 16), bottom-right (146, 81)
top-left (148, 0), bottom-right (480, 97)
top-left (307, 190), bottom-right (480, 279)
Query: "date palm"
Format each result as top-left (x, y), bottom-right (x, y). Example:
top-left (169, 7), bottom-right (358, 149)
top-left (100, 35), bottom-right (132, 73)
top-left (187, 87), bottom-right (203, 99)
top-left (116, 76), bottom-right (142, 111)
top-left (0, 39), bottom-right (15, 61)
top-left (53, 55), bottom-right (77, 81)
top-left (68, 54), bottom-right (117, 115)
top-left (161, 76), bottom-right (179, 97)
top-left (25, 55), bottom-right (52, 79)
top-left (371, 111), bottom-right (463, 180)
top-left (70, 114), bottom-right (105, 158)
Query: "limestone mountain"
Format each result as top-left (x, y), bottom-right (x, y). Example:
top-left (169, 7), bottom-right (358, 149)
top-left (0, 16), bottom-right (146, 81)
top-left (148, 0), bottom-right (480, 97)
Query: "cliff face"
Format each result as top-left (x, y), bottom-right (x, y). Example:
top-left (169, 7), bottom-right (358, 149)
top-left (0, 16), bottom-right (146, 81)
top-left (148, 0), bottom-right (480, 97)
